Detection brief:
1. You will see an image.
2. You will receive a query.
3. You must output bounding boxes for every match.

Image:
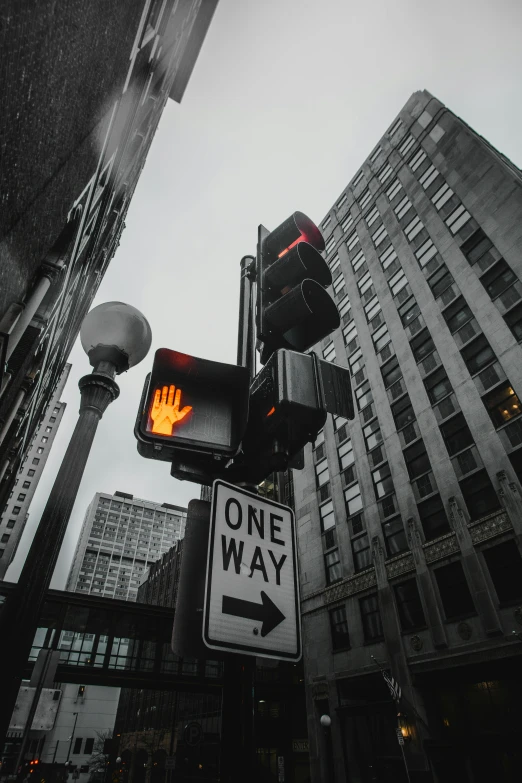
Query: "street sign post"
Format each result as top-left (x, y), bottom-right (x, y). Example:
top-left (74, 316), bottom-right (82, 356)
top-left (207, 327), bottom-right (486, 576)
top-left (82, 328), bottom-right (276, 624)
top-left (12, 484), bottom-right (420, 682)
top-left (203, 480), bottom-right (301, 661)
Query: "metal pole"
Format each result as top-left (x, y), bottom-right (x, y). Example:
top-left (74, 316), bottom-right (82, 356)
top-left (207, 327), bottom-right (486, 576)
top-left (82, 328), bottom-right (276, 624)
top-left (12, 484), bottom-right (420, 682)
top-left (66, 713), bottom-right (79, 764)
top-left (237, 256), bottom-right (256, 378)
top-left (0, 369), bottom-right (119, 748)
top-left (399, 740), bottom-right (411, 783)
top-left (13, 648), bottom-right (54, 775)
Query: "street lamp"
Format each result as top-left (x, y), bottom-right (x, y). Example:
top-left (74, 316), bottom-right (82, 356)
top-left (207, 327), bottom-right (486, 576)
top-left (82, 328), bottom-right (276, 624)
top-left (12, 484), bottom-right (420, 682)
top-left (0, 302), bottom-right (152, 746)
top-left (319, 714), bottom-right (335, 783)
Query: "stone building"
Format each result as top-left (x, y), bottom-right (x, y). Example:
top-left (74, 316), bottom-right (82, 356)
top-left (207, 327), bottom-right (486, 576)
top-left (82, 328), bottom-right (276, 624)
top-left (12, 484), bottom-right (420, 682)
top-left (0, 0), bottom-right (218, 526)
top-left (0, 364), bottom-right (70, 576)
top-left (295, 90), bottom-right (522, 783)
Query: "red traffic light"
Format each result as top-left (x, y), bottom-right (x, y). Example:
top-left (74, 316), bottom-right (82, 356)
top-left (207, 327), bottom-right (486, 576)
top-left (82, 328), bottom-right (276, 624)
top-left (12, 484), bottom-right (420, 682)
top-left (263, 211), bottom-right (325, 259)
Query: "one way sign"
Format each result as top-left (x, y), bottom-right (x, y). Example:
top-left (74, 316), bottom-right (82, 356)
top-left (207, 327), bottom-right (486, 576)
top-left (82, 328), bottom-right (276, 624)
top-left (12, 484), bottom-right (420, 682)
top-left (203, 480), bottom-right (301, 661)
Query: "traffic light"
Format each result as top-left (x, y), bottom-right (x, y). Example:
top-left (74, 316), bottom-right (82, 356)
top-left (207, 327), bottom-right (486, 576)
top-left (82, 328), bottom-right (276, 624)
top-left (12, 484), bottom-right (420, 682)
top-left (256, 212), bottom-right (340, 363)
top-left (135, 349), bottom-right (250, 480)
top-left (241, 348), bottom-right (354, 477)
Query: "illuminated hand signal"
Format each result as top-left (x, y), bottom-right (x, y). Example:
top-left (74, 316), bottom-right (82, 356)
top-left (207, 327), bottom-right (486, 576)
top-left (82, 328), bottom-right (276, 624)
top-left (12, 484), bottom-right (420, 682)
top-left (150, 385), bottom-right (192, 436)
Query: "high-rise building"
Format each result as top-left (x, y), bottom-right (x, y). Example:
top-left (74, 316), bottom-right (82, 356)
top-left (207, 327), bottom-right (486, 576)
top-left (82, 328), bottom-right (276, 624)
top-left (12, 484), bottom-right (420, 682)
top-left (39, 492), bottom-right (187, 781)
top-left (0, 364), bottom-right (70, 577)
top-left (66, 491), bottom-right (187, 601)
top-left (295, 90), bottom-right (522, 783)
top-left (0, 0), bottom-right (218, 526)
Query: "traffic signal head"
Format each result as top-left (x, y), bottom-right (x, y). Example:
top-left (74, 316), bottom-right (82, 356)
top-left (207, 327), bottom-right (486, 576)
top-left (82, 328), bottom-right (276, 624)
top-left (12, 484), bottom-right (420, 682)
top-left (256, 212), bottom-right (340, 363)
top-left (135, 348), bottom-right (250, 465)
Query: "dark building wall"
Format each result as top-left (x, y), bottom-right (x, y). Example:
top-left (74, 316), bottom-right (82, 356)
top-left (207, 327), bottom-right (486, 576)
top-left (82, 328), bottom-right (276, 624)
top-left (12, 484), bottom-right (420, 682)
top-left (0, 0), bottom-right (218, 529)
top-left (294, 90), bottom-right (522, 783)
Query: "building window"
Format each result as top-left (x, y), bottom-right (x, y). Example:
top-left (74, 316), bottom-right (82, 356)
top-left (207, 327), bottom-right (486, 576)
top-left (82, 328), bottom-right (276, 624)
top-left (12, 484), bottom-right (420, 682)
top-left (403, 440), bottom-right (431, 480)
top-left (434, 562), bottom-right (475, 620)
top-left (366, 206), bottom-right (380, 227)
top-left (394, 578), bottom-right (425, 631)
top-left (358, 189), bottom-right (372, 210)
top-left (337, 193), bottom-right (348, 210)
top-left (345, 483), bottom-right (363, 516)
top-left (391, 396), bottom-right (415, 432)
top-left (372, 225), bottom-right (388, 247)
top-left (386, 179), bottom-right (402, 201)
top-left (28, 470), bottom-right (35, 477)
top-left (351, 249), bottom-right (366, 273)
top-left (325, 549), bottom-right (342, 584)
top-left (440, 413), bottom-right (474, 457)
top-left (72, 737), bottom-right (83, 755)
top-left (404, 216), bottom-right (424, 242)
top-left (383, 516), bottom-right (408, 556)
top-left (32, 458), bottom-right (40, 466)
top-left (409, 148), bottom-right (427, 171)
top-left (315, 458), bottom-right (329, 488)
top-left (17, 493), bottom-right (26, 502)
top-left (399, 135), bottom-right (415, 156)
top-left (388, 118), bottom-right (402, 136)
top-left (330, 606), bottom-right (350, 650)
top-left (341, 213), bottom-right (354, 232)
top-left (323, 342), bottom-right (336, 362)
top-left (461, 228), bottom-right (497, 272)
top-left (424, 367), bottom-right (452, 404)
top-left (325, 235), bottom-right (336, 255)
top-left (483, 540), bottom-right (522, 603)
top-left (419, 164), bottom-right (438, 189)
top-left (482, 382), bottom-right (521, 427)
top-left (22, 481), bottom-right (30, 489)
top-left (363, 419), bottom-right (383, 452)
top-left (347, 231), bottom-right (359, 251)
top-left (445, 204), bottom-right (471, 235)
top-left (372, 463), bottom-right (394, 500)
top-left (84, 738), bottom-right (94, 755)
top-left (352, 533), bottom-right (371, 572)
top-left (415, 238), bottom-right (439, 270)
top-left (482, 259), bottom-right (520, 304)
top-left (377, 163), bottom-right (393, 183)
top-left (460, 334), bottom-right (495, 376)
top-left (12, 506), bottom-right (21, 515)
top-left (459, 470), bottom-right (500, 520)
top-left (417, 494), bottom-right (450, 541)
top-left (322, 216), bottom-right (332, 230)
top-left (352, 171), bottom-right (364, 187)
top-left (338, 439), bottom-right (354, 470)
top-left (360, 593), bottom-right (384, 641)
top-left (432, 182), bottom-right (454, 211)
top-left (1, 534), bottom-right (10, 544)
top-left (7, 520), bottom-right (15, 529)
top-left (320, 500), bottom-right (335, 532)
top-left (395, 195), bottom-right (412, 220)
top-left (45, 426), bottom-right (52, 433)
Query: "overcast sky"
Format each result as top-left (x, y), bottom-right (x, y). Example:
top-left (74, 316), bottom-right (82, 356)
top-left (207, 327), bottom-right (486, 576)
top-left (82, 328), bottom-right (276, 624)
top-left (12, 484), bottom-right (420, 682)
top-left (7, 0), bottom-right (522, 587)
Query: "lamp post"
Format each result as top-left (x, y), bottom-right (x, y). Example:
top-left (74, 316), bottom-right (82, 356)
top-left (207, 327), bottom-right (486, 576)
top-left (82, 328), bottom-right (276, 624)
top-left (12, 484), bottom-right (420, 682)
top-left (319, 714), bottom-right (335, 783)
top-left (0, 302), bottom-right (152, 747)
top-left (66, 713), bottom-right (80, 768)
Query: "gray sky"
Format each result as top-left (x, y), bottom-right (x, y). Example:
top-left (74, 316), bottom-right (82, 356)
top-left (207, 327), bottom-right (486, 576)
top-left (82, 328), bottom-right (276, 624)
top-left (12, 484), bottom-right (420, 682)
top-left (7, 0), bottom-right (522, 587)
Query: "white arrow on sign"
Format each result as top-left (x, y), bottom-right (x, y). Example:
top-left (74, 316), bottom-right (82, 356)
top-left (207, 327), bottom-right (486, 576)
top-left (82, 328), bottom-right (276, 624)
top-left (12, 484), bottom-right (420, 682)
top-left (203, 479), bottom-right (301, 661)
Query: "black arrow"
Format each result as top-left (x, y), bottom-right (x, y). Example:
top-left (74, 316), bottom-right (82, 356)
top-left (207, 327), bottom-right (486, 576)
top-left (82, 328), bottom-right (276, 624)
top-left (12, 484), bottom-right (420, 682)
top-left (222, 591), bottom-right (286, 637)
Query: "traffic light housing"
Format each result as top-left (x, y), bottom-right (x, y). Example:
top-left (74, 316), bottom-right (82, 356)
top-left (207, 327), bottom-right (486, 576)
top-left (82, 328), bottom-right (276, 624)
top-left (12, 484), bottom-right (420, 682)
top-left (256, 212), bottom-right (340, 363)
top-left (241, 348), bottom-right (354, 478)
top-left (135, 348), bottom-right (250, 470)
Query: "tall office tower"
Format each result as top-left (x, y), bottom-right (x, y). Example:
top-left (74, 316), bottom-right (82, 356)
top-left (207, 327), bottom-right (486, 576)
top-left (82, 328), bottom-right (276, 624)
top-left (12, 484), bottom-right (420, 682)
top-left (66, 491), bottom-right (187, 602)
top-left (295, 90), bottom-right (522, 783)
top-left (0, 364), bottom-right (70, 577)
top-left (0, 0), bottom-right (218, 522)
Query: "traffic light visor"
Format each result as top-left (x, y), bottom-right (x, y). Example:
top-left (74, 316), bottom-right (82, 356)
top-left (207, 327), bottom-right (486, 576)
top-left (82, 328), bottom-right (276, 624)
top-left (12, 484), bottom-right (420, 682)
top-left (265, 280), bottom-right (340, 352)
top-left (264, 211), bottom-right (325, 259)
top-left (138, 348), bottom-right (250, 456)
top-left (265, 242), bottom-right (332, 290)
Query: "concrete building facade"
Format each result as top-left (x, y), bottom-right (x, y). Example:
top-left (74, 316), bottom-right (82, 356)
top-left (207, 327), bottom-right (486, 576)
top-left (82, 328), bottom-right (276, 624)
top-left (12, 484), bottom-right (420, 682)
top-left (0, 0), bottom-right (218, 532)
top-left (66, 491), bottom-right (187, 602)
top-left (295, 90), bottom-right (522, 783)
top-left (0, 364), bottom-right (70, 577)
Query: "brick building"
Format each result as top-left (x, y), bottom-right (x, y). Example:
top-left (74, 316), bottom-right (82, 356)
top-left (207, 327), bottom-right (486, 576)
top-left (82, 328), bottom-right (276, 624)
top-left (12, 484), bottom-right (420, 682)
top-left (295, 90), bottom-right (522, 783)
top-left (0, 0), bottom-right (218, 527)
